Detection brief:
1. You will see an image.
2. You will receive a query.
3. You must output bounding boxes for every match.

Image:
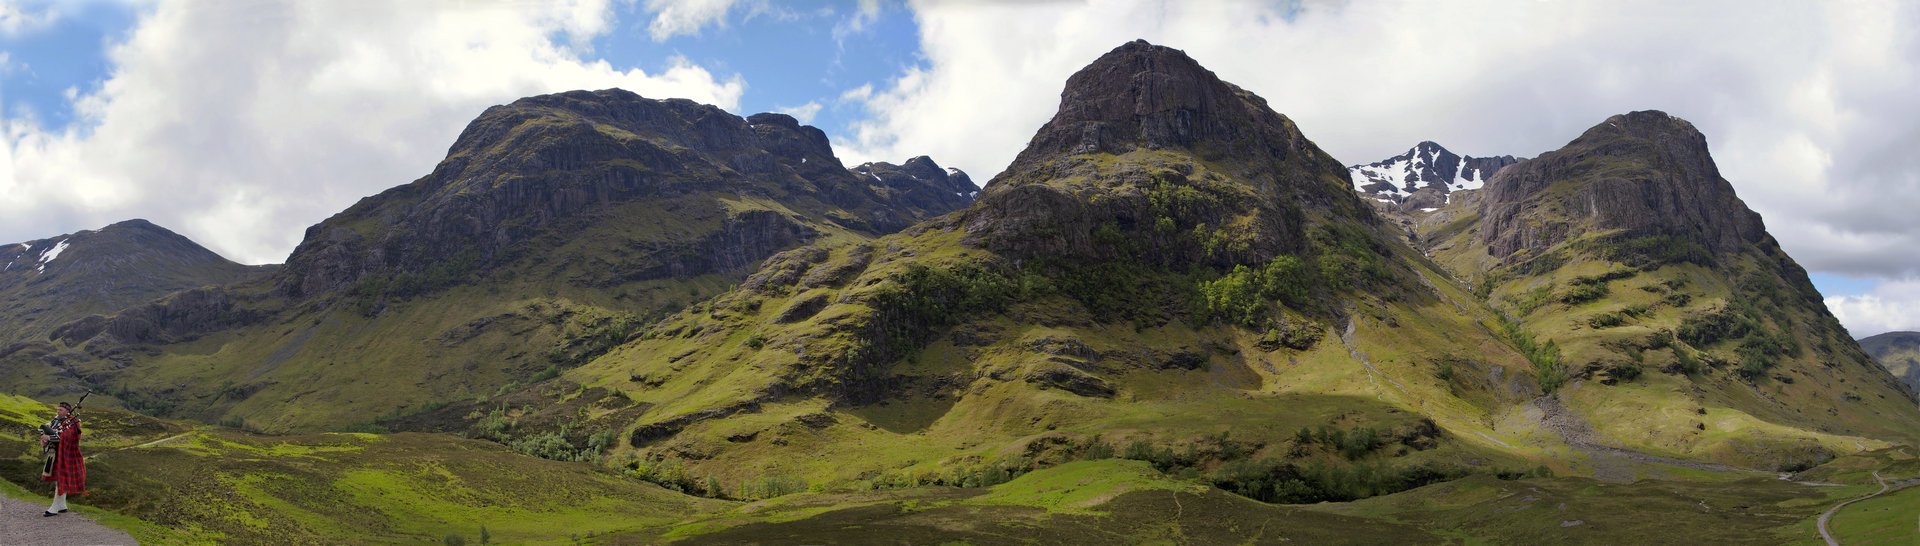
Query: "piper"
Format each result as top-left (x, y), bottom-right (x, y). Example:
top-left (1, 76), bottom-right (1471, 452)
top-left (39, 392), bottom-right (88, 517)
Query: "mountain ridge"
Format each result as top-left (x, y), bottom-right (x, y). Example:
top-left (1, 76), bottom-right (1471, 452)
top-left (4, 88), bottom-right (978, 431)
top-left (1349, 141), bottom-right (1522, 210)
top-left (0, 219), bottom-right (269, 350)
top-left (411, 40), bottom-right (1558, 499)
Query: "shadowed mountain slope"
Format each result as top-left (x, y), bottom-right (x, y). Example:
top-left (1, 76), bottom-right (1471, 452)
top-left (0, 220), bottom-right (269, 351)
top-left (1860, 331), bottom-right (1920, 396)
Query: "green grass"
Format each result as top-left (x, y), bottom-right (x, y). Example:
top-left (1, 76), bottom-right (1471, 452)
top-left (1314, 473), bottom-right (1879, 544)
top-left (0, 424), bottom-right (730, 544)
top-left (1826, 483), bottom-right (1920, 544)
top-left (969, 459), bottom-right (1202, 515)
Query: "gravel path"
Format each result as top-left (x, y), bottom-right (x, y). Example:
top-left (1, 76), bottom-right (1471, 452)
top-left (1817, 471), bottom-right (1888, 546)
top-left (0, 492), bottom-right (137, 545)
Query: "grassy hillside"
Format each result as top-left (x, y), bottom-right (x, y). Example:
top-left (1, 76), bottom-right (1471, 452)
top-left (1409, 114), bottom-right (1920, 471)
top-left (0, 392), bottom-right (727, 544)
top-left (639, 456), bottom-right (1912, 544)
top-left (1423, 206), bottom-right (1920, 465)
top-left (1859, 331), bottom-right (1920, 396)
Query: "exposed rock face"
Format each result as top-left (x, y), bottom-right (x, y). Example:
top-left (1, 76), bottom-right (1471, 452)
top-left (49, 287), bottom-right (256, 346)
top-left (0, 220), bottom-right (269, 346)
top-left (963, 40), bottom-right (1370, 267)
top-left (1478, 110), bottom-right (1766, 261)
top-left (851, 156), bottom-right (979, 212)
top-left (1349, 141), bottom-right (1522, 199)
top-left (1400, 188), bottom-right (1449, 213)
top-left (276, 89), bottom-right (974, 300)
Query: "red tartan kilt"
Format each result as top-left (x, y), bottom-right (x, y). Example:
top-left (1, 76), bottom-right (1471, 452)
top-left (41, 424), bottom-right (85, 495)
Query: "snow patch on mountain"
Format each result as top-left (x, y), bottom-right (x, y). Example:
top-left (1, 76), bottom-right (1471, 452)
top-left (35, 239), bottom-right (69, 274)
top-left (1347, 141), bottom-right (1523, 202)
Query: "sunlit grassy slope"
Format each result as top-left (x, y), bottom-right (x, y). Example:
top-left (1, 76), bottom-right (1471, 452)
top-left (4, 390), bottom-right (1915, 543)
top-left (1413, 187), bottom-right (1920, 470)
top-left (0, 393), bottom-right (727, 544)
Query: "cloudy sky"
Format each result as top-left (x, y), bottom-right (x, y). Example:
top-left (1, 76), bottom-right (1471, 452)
top-left (2, 0), bottom-right (1918, 336)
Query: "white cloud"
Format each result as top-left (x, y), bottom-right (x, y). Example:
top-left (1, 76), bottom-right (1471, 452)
top-left (837, 83), bottom-right (872, 103)
top-left (776, 101), bottom-right (823, 123)
top-left (0, 1), bottom-right (57, 36)
top-left (843, 0), bottom-right (1920, 281)
top-left (644, 0), bottom-right (739, 41)
top-left (831, 0), bottom-right (882, 44)
top-left (0, 0), bottom-right (745, 264)
top-left (1827, 278), bottom-right (1920, 338)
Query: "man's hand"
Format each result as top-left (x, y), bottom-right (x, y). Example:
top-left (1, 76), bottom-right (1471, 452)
top-left (38, 434), bottom-right (47, 448)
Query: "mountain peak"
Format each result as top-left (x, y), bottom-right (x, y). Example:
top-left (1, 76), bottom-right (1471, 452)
top-left (1479, 110), bottom-right (1764, 261)
top-left (0, 219), bottom-right (266, 347)
top-left (1587, 109), bottom-right (1697, 138)
top-left (1007, 40), bottom-right (1284, 165)
top-left (965, 40), bottom-right (1372, 268)
top-left (1348, 141), bottom-right (1523, 203)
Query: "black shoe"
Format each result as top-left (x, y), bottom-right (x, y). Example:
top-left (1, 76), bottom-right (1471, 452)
top-left (58, 508), bottom-right (68, 513)
top-left (43, 511), bottom-right (57, 517)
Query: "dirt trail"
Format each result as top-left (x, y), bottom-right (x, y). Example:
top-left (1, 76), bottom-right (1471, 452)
top-left (84, 432), bottom-right (194, 463)
top-left (0, 492), bottom-right (138, 545)
top-left (1817, 471), bottom-right (1887, 546)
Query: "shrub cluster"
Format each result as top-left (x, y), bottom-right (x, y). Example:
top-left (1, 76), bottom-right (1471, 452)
top-left (1197, 255), bottom-right (1315, 327)
top-left (1598, 234), bottom-right (1712, 268)
top-left (1499, 316), bottom-right (1567, 393)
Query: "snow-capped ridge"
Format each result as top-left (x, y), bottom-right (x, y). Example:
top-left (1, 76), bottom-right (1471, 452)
top-left (1347, 141), bottom-right (1523, 202)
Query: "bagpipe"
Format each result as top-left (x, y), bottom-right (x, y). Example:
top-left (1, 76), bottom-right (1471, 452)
top-left (37, 391), bottom-right (88, 480)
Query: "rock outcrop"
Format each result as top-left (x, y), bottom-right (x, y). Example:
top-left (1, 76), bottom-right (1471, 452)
top-left (851, 156), bottom-right (979, 212)
top-left (962, 40), bottom-right (1371, 267)
top-left (1478, 110), bottom-right (1765, 261)
top-left (276, 89), bottom-right (974, 300)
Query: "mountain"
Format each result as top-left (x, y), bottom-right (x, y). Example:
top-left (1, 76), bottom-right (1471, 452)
top-left (1416, 110), bottom-right (1920, 470)
top-left (1349, 141), bottom-right (1522, 210)
top-left (9, 89), bottom-right (975, 431)
top-left (454, 47), bottom-right (1918, 495)
top-left (2, 39), bottom-right (1916, 544)
top-left (401, 40), bottom-right (1564, 501)
top-left (0, 219), bottom-right (269, 350)
top-left (1859, 331), bottom-right (1920, 395)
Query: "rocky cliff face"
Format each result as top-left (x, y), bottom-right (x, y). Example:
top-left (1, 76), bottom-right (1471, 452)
top-left (851, 156), bottom-right (979, 211)
top-left (0, 220), bottom-right (269, 347)
top-left (963, 40), bottom-right (1371, 268)
top-left (1478, 111), bottom-right (1766, 261)
top-left (1349, 141), bottom-right (1521, 201)
top-left (278, 89), bottom-right (974, 302)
